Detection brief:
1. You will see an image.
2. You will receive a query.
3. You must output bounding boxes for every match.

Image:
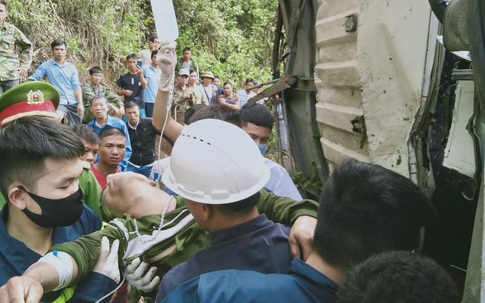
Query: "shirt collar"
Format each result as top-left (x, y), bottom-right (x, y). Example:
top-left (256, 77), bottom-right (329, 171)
top-left (127, 119), bottom-right (140, 130)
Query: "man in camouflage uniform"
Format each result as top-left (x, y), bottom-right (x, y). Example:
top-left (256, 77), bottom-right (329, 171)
top-left (0, 1), bottom-right (32, 95)
top-left (82, 66), bottom-right (124, 123)
top-left (171, 68), bottom-right (192, 124)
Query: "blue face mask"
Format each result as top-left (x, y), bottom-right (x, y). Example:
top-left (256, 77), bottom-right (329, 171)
top-left (257, 143), bottom-right (268, 155)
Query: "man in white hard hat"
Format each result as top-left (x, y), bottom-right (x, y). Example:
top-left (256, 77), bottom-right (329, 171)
top-left (156, 119), bottom-right (294, 300)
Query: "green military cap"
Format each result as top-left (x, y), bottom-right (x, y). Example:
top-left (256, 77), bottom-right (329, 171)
top-left (0, 81), bottom-right (60, 126)
top-left (200, 71), bottom-right (214, 79)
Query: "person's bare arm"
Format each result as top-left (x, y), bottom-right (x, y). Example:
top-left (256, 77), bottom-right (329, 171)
top-left (137, 66), bottom-right (148, 89)
top-left (0, 276), bottom-right (44, 303)
top-left (152, 90), bottom-right (183, 142)
top-left (74, 87), bottom-right (84, 116)
top-left (0, 256), bottom-right (79, 303)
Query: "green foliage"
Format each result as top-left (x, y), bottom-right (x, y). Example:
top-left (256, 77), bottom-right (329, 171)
top-left (290, 162), bottom-right (323, 199)
top-left (172, 0), bottom-right (278, 87)
top-left (6, 0), bottom-right (278, 87)
top-left (7, 0), bottom-right (147, 81)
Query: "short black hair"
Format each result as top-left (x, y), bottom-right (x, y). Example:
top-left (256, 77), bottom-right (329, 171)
top-left (182, 47), bottom-right (191, 53)
top-left (148, 34), bottom-right (158, 43)
top-left (151, 50), bottom-right (158, 58)
top-left (126, 54), bottom-right (138, 61)
top-left (89, 66), bottom-right (102, 75)
top-left (71, 124), bottom-right (99, 145)
top-left (0, 117), bottom-right (84, 194)
top-left (336, 251), bottom-right (460, 303)
top-left (124, 101), bottom-right (139, 110)
top-left (98, 127), bottom-right (126, 141)
top-left (245, 78), bottom-right (254, 84)
top-left (184, 104), bottom-right (206, 125)
top-left (214, 191), bottom-right (260, 215)
top-left (239, 103), bottom-right (274, 131)
top-left (313, 158), bottom-right (436, 271)
top-left (189, 105), bottom-right (241, 127)
top-left (51, 39), bottom-right (65, 49)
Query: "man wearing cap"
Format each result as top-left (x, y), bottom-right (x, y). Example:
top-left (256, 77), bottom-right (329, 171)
top-left (200, 71), bottom-right (216, 105)
top-left (0, 81), bottom-right (60, 209)
top-left (171, 68), bottom-right (192, 124)
top-left (28, 39), bottom-right (84, 126)
top-left (0, 1), bottom-right (32, 95)
top-left (0, 82), bottom-right (105, 222)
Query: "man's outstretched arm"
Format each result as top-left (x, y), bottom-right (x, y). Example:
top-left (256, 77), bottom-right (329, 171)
top-left (152, 42), bottom-right (184, 142)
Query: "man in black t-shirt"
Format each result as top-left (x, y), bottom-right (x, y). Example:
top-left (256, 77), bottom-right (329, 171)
top-left (116, 54), bottom-right (147, 116)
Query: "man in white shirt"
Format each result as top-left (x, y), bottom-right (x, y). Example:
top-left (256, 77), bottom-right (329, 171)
top-left (237, 78), bottom-right (257, 108)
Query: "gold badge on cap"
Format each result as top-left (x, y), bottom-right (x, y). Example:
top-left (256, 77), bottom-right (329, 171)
top-left (26, 90), bottom-right (45, 105)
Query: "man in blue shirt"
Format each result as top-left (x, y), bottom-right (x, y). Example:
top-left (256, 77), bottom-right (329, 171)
top-left (28, 39), bottom-right (84, 126)
top-left (142, 50), bottom-right (161, 117)
top-left (162, 159), bottom-right (436, 303)
top-left (87, 95), bottom-right (131, 171)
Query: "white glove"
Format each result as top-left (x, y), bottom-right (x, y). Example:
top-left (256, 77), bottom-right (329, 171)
top-left (123, 257), bottom-right (160, 293)
top-left (157, 42), bottom-right (177, 92)
top-left (92, 237), bottom-right (121, 283)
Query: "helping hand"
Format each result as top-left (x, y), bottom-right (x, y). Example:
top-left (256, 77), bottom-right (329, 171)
top-left (0, 276), bottom-right (44, 303)
top-left (289, 215), bottom-right (317, 260)
top-left (123, 258), bottom-right (160, 293)
top-left (92, 237), bottom-right (121, 283)
top-left (157, 42), bottom-right (177, 92)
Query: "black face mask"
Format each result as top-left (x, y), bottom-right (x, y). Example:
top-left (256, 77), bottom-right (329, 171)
top-left (18, 186), bottom-right (84, 228)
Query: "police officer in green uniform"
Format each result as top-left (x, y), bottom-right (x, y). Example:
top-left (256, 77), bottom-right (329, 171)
top-left (0, 82), bottom-right (103, 221)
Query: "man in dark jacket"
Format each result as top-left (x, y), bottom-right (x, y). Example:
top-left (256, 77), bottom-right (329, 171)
top-left (125, 101), bottom-right (160, 178)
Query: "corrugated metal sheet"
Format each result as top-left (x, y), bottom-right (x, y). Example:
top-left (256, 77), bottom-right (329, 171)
top-left (315, 1), bottom-right (366, 170)
top-left (314, 0), bottom-right (431, 176)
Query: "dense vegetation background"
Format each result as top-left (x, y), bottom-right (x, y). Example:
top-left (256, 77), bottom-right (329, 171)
top-left (7, 0), bottom-right (278, 87)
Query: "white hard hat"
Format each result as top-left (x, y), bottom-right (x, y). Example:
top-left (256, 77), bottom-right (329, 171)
top-left (162, 119), bottom-right (270, 204)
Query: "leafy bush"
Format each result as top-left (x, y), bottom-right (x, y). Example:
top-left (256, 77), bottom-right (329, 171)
top-left (7, 0), bottom-right (278, 88)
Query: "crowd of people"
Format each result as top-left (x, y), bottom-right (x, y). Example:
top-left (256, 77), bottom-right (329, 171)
top-left (0, 1), bottom-right (461, 303)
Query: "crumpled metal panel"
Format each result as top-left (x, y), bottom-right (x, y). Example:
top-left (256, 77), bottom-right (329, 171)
top-left (311, 0), bottom-right (431, 177)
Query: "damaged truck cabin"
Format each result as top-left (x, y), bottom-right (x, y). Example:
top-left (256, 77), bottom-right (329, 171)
top-left (274, 0), bottom-right (485, 301)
